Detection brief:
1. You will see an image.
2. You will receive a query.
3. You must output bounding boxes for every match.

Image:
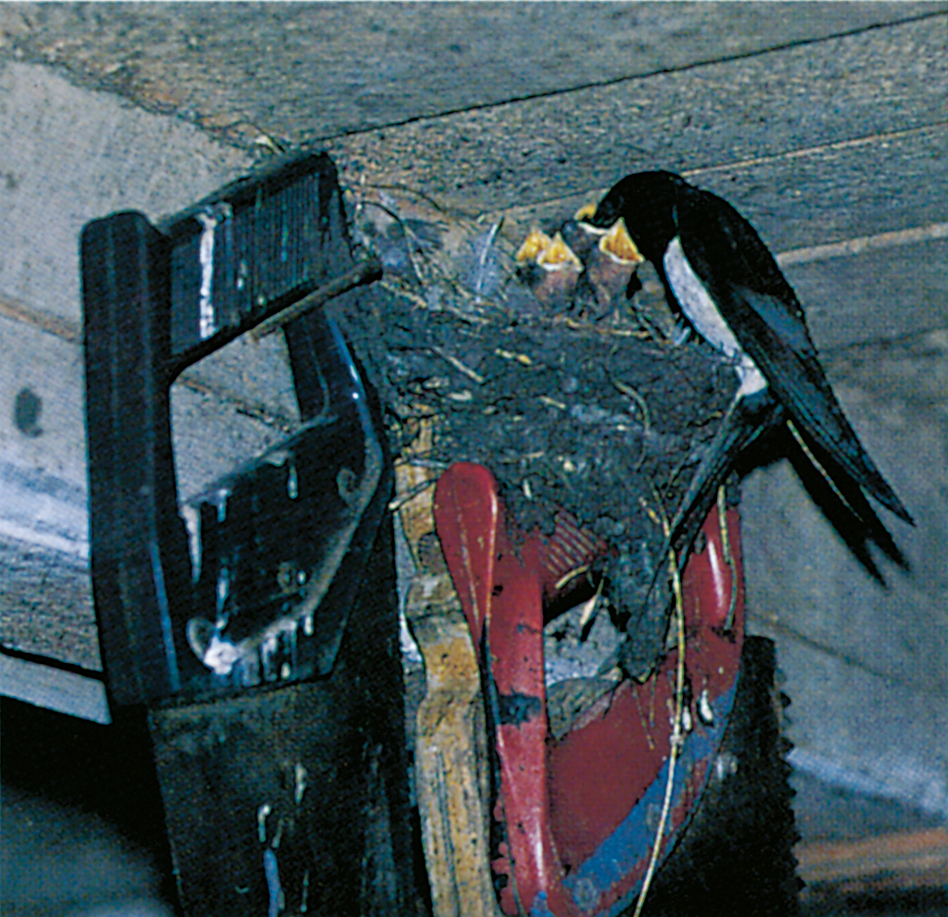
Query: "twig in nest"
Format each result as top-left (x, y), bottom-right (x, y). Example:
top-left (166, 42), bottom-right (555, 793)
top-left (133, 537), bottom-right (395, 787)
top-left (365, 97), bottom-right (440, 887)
top-left (495, 348), bottom-right (535, 366)
top-left (556, 315), bottom-right (644, 338)
top-left (361, 200), bottom-right (427, 284)
top-left (387, 477), bottom-right (437, 513)
top-left (365, 182), bottom-right (464, 218)
top-left (431, 346), bottom-right (486, 384)
top-left (610, 378), bottom-right (649, 425)
top-left (611, 376), bottom-right (652, 469)
top-left (638, 495), bottom-right (664, 531)
top-left (578, 576), bottom-right (606, 633)
top-left (538, 395), bottom-right (567, 411)
top-left (378, 279), bottom-right (431, 310)
top-left (395, 457), bottom-right (449, 471)
top-left (250, 256), bottom-right (383, 339)
top-left (554, 564), bottom-right (591, 592)
top-left (496, 450), bottom-right (545, 465)
top-left (632, 502), bottom-right (687, 917)
top-left (471, 218), bottom-right (504, 303)
top-left (716, 484), bottom-right (739, 631)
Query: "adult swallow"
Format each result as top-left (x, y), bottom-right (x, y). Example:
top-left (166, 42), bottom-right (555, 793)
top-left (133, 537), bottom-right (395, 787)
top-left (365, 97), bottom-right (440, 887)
top-left (587, 170), bottom-right (913, 564)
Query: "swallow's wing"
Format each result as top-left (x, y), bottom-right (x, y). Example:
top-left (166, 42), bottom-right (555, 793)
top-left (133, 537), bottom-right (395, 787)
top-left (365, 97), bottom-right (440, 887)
top-left (677, 191), bottom-right (913, 524)
top-left (668, 391), bottom-right (784, 554)
top-left (633, 392), bottom-right (784, 635)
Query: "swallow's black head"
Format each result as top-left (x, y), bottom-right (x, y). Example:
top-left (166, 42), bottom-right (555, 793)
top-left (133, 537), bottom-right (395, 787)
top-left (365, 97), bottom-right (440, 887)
top-left (590, 170), bottom-right (687, 264)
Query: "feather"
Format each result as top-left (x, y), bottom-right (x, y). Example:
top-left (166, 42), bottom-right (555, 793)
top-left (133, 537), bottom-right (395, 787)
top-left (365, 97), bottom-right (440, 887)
top-left (467, 218), bottom-right (504, 302)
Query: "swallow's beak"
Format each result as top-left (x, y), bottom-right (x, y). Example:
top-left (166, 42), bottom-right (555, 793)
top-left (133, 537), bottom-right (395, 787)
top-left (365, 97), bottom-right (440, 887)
top-left (586, 218), bottom-right (643, 312)
top-left (574, 202), bottom-right (600, 225)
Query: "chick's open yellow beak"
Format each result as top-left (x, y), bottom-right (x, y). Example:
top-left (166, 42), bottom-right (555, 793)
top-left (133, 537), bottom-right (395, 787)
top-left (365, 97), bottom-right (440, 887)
top-left (537, 232), bottom-right (583, 271)
top-left (599, 218), bottom-right (643, 265)
top-left (516, 228), bottom-right (553, 264)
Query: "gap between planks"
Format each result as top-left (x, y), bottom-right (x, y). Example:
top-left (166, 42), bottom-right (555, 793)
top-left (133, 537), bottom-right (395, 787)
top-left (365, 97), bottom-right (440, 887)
top-left (797, 827), bottom-right (948, 892)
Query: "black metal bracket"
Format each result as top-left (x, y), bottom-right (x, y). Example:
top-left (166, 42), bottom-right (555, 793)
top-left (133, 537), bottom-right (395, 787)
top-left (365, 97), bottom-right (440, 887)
top-left (82, 152), bottom-right (391, 707)
top-left (81, 154), bottom-right (416, 915)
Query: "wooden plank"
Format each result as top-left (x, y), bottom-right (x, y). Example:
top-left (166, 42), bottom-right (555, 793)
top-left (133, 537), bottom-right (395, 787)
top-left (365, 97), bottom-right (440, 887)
top-left (0, 314), bottom-right (88, 555)
top-left (798, 828), bottom-right (948, 892)
top-left (325, 16), bottom-right (947, 217)
top-left (0, 535), bottom-right (96, 669)
top-left (497, 124), bottom-right (948, 256)
top-left (0, 59), bottom-right (252, 328)
top-left (0, 652), bottom-right (109, 723)
top-left (1, 3), bottom-right (938, 142)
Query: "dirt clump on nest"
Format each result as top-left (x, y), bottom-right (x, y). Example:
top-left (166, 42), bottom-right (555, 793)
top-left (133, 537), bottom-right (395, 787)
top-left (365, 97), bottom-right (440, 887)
top-left (332, 188), bottom-right (738, 681)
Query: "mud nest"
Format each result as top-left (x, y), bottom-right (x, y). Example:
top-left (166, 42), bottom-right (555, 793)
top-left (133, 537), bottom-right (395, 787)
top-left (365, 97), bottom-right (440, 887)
top-left (332, 190), bottom-right (738, 678)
